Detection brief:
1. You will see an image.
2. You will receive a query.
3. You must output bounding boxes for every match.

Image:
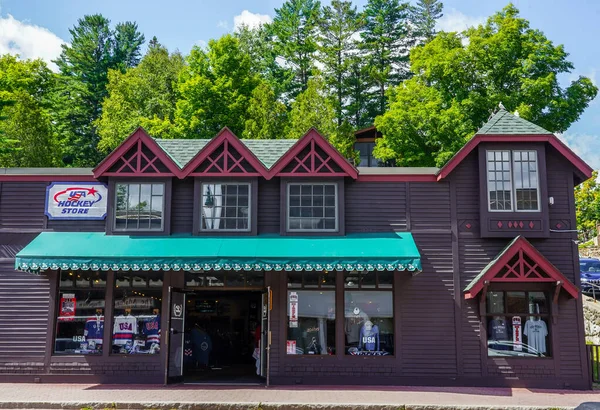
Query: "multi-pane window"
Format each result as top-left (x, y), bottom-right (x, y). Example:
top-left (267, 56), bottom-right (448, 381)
top-left (486, 291), bottom-right (550, 357)
top-left (287, 183), bottom-right (337, 232)
top-left (344, 271), bottom-right (394, 356)
top-left (54, 270), bottom-right (107, 355)
top-left (487, 150), bottom-right (539, 212)
top-left (286, 272), bottom-right (336, 355)
top-left (356, 142), bottom-right (381, 167)
top-left (201, 183), bottom-right (250, 231)
top-left (115, 183), bottom-right (164, 231)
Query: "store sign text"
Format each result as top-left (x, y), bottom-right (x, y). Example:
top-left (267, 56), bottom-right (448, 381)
top-left (45, 183), bottom-right (108, 220)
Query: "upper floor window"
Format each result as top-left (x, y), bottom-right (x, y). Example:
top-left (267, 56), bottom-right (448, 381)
top-left (487, 150), bottom-right (539, 212)
top-left (356, 142), bottom-right (380, 167)
top-left (115, 183), bottom-right (165, 231)
top-left (200, 183), bottom-right (250, 232)
top-left (287, 183), bottom-right (338, 232)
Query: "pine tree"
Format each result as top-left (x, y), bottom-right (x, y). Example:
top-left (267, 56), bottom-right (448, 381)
top-left (317, 0), bottom-right (363, 126)
top-left (361, 0), bottom-right (414, 121)
top-left (269, 0), bottom-right (321, 102)
top-left (413, 0), bottom-right (444, 41)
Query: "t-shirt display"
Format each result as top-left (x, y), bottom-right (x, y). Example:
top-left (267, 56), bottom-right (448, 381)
top-left (524, 318), bottom-right (548, 354)
top-left (488, 317), bottom-right (509, 342)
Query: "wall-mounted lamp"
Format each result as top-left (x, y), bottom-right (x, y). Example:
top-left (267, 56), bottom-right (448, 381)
top-left (548, 196), bottom-right (554, 206)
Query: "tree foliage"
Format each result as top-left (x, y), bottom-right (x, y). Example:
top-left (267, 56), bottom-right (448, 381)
top-left (361, 0), bottom-right (414, 120)
top-left (243, 81), bottom-right (288, 139)
top-left (412, 0), bottom-right (443, 41)
top-left (317, 0), bottom-right (363, 125)
top-left (53, 14), bottom-right (144, 166)
top-left (376, 4), bottom-right (598, 167)
top-left (576, 171), bottom-right (600, 242)
top-left (97, 39), bottom-right (185, 151)
top-left (286, 76), bottom-right (337, 140)
top-left (175, 35), bottom-right (260, 138)
top-left (269, 0), bottom-right (321, 101)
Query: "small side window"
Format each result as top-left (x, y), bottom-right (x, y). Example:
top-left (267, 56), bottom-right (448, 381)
top-left (287, 183), bottom-right (338, 232)
top-left (486, 150), bottom-right (539, 212)
top-left (114, 183), bottom-right (165, 231)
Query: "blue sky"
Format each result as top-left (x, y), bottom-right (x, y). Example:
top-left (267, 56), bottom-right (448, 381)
top-left (0, 0), bottom-right (598, 169)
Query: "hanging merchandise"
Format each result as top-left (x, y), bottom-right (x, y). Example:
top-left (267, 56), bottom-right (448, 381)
top-left (289, 292), bottom-right (298, 328)
top-left (113, 312), bottom-right (138, 348)
top-left (512, 316), bottom-right (522, 351)
top-left (359, 320), bottom-right (380, 352)
top-left (84, 311), bottom-right (104, 347)
top-left (524, 317), bottom-right (548, 354)
top-left (60, 293), bottom-right (76, 321)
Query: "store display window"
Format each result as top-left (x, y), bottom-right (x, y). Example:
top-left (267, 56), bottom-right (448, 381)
top-left (112, 272), bottom-right (163, 354)
top-left (344, 290), bottom-right (394, 356)
top-left (286, 272), bottom-right (336, 355)
top-left (486, 291), bottom-right (551, 357)
top-left (54, 270), bottom-right (107, 355)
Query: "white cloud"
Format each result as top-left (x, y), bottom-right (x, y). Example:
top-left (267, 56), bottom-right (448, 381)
top-left (557, 132), bottom-right (600, 170)
top-left (233, 10), bottom-right (272, 32)
top-left (0, 13), bottom-right (66, 71)
top-left (436, 9), bottom-right (485, 33)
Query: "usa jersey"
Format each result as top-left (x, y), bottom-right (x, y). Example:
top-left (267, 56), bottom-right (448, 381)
top-left (142, 315), bottom-right (161, 347)
top-left (359, 324), bottom-right (380, 351)
top-left (113, 315), bottom-right (137, 345)
top-left (84, 316), bottom-right (104, 345)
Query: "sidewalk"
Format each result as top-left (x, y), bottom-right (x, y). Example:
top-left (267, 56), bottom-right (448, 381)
top-left (0, 383), bottom-right (600, 410)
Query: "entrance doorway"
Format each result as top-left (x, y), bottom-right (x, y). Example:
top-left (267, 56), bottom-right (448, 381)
top-left (182, 291), bottom-right (262, 383)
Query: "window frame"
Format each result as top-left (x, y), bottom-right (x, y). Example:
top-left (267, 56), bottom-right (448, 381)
top-left (481, 284), bottom-right (556, 361)
top-left (486, 149), bottom-right (541, 213)
top-left (107, 178), bottom-right (171, 236)
top-left (198, 181), bottom-right (252, 233)
top-left (285, 181), bottom-right (340, 234)
top-left (285, 272), bottom-right (338, 357)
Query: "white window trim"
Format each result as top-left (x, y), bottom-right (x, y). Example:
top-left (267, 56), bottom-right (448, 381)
top-left (286, 182), bottom-right (339, 233)
top-left (486, 150), bottom-right (540, 213)
top-left (199, 182), bottom-right (252, 232)
top-left (113, 182), bottom-right (166, 232)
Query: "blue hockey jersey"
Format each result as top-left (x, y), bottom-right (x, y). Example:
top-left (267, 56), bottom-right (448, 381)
top-left (142, 315), bottom-right (160, 347)
top-left (84, 316), bottom-right (104, 345)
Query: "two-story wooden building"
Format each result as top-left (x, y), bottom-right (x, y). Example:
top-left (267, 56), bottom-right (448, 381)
top-left (0, 107), bottom-right (593, 389)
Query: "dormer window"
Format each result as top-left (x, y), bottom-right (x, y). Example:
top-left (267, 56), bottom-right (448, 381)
top-left (487, 150), bottom-right (539, 212)
top-left (287, 183), bottom-right (338, 232)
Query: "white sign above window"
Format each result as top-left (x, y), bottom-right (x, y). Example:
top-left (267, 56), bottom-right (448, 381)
top-left (45, 182), bottom-right (108, 220)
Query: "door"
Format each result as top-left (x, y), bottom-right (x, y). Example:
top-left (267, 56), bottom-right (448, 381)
top-left (165, 287), bottom-right (186, 384)
top-left (260, 287), bottom-right (272, 384)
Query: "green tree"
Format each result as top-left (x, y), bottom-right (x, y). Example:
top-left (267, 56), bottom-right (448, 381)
top-left (52, 14), bottom-right (145, 166)
top-left (317, 0), bottom-right (363, 125)
top-left (576, 171), bottom-right (600, 242)
top-left (269, 0), bottom-right (321, 101)
top-left (0, 99), bottom-right (17, 156)
top-left (412, 0), bottom-right (444, 41)
top-left (0, 91), bottom-right (56, 167)
top-left (0, 55), bottom-right (57, 166)
top-left (235, 25), bottom-right (293, 101)
top-left (243, 81), bottom-right (288, 139)
top-left (97, 39), bottom-right (185, 151)
top-left (286, 76), bottom-right (337, 140)
top-left (175, 35), bottom-right (261, 138)
top-left (376, 4), bottom-right (598, 167)
top-left (361, 0), bottom-right (414, 120)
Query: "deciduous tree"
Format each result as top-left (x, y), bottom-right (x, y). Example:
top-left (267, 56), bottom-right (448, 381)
top-left (376, 4), bottom-right (598, 166)
top-left (243, 81), bottom-right (288, 139)
top-left (576, 171), bottom-right (600, 242)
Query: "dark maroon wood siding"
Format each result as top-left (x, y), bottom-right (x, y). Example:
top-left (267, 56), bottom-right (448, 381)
top-left (0, 138), bottom-right (590, 388)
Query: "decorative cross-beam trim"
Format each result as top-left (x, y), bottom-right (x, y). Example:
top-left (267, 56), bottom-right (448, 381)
top-left (463, 236), bottom-right (578, 300)
top-left (16, 261), bottom-right (419, 273)
top-left (268, 128), bottom-right (358, 180)
top-left (93, 128), bottom-right (182, 178)
top-left (182, 127), bottom-right (269, 178)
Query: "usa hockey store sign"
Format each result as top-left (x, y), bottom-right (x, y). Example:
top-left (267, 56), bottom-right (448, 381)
top-left (45, 182), bottom-right (108, 220)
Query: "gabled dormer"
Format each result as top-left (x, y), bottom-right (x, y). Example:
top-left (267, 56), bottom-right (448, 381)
top-left (438, 105), bottom-right (593, 238)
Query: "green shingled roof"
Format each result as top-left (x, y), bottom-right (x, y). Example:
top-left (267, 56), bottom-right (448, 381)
top-left (477, 107), bottom-right (551, 135)
top-left (154, 138), bottom-right (297, 169)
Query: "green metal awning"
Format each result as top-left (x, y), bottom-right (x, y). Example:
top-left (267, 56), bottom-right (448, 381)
top-left (15, 232), bottom-right (422, 273)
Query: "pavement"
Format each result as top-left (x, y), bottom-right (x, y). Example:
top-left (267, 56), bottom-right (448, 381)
top-left (1, 383), bottom-right (600, 410)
